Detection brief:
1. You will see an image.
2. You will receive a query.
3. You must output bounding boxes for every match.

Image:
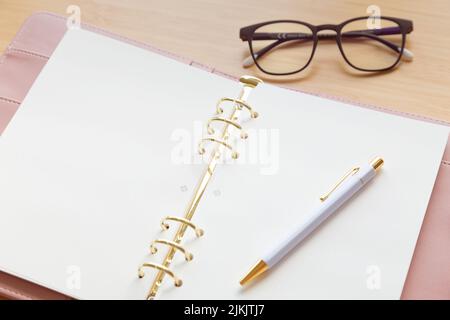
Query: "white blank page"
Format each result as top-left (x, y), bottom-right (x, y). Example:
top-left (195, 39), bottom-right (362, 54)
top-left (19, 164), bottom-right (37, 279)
top-left (0, 28), bottom-right (447, 299)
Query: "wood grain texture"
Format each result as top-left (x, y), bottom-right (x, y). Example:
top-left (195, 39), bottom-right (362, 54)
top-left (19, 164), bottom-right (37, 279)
top-left (1, 0), bottom-right (450, 122)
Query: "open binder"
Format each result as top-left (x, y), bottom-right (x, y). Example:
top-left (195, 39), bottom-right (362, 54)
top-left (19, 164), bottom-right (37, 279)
top-left (0, 12), bottom-right (449, 300)
top-left (138, 76), bottom-right (262, 299)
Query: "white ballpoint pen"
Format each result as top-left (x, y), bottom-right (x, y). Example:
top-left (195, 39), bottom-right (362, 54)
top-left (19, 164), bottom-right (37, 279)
top-left (240, 157), bottom-right (384, 286)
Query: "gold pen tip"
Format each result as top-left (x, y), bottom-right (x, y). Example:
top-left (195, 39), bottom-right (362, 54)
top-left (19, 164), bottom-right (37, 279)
top-left (370, 157), bottom-right (384, 172)
top-left (239, 260), bottom-right (268, 286)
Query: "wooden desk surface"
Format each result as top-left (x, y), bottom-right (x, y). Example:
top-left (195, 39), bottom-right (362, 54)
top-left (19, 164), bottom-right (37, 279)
top-left (1, 0), bottom-right (450, 122)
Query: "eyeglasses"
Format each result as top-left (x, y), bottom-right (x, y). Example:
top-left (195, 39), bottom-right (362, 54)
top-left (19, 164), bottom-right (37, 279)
top-left (240, 17), bottom-right (414, 75)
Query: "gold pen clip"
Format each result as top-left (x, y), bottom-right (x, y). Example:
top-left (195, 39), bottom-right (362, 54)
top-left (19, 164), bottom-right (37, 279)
top-left (319, 166), bottom-right (360, 202)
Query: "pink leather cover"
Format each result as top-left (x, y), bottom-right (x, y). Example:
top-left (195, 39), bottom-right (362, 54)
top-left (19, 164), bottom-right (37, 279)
top-left (0, 12), bottom-right (449, 300)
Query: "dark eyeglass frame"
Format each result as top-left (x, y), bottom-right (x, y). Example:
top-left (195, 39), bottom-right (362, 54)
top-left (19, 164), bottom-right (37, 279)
top-left (240, 16), bottom-right (414, 75)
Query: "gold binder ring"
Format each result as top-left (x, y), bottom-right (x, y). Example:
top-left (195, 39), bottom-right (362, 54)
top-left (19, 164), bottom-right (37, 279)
top-left (198, 137), bottom-right (239, 159)
top-left (207, 117), bottom-right (248, 139)
top-left (138, 263), bottom-right (183, 287)
top-left (161, 216), bottom-right (204, 238)
top-left (150, 239), bottom-right (193, 261)
top-left (216, 98), bottom-right (259, 119)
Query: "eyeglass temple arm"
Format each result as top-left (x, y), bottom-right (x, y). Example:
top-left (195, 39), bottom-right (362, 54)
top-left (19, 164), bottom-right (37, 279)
top-left (340, 31), bottom-right (398, 51)
top-left (243, 27), bottom-right (413, 67)
top-left (325, 28), bottom-right (413, 60)
top-left (339, 26), bottom-right (406, 50)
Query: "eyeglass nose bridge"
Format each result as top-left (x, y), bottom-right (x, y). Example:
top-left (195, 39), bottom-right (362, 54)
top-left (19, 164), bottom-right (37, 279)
top-left (315, 25), bottom-right (340, 43)
top-left (316, 24), bottom-right (339, 32)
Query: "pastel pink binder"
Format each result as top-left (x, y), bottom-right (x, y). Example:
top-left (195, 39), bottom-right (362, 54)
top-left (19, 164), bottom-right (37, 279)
top-left (0, 12), bottom-right (448, 300)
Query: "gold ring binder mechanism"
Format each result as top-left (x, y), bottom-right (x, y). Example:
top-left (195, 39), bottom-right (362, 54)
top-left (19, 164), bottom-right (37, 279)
top-left (138, 75), bottom-right (263, 300)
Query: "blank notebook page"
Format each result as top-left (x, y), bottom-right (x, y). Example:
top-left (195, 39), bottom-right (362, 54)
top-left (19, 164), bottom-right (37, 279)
top-left (0, 28), bottom-right (448, 299)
